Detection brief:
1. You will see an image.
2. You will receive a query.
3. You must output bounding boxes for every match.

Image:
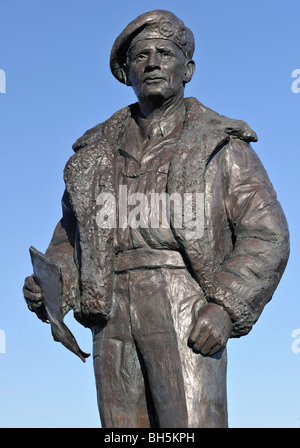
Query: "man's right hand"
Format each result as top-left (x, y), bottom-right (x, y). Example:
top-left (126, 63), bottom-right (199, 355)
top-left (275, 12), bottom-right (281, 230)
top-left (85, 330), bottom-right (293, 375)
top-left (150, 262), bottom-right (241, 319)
top-left (23, 275), bottom-right (49, 322)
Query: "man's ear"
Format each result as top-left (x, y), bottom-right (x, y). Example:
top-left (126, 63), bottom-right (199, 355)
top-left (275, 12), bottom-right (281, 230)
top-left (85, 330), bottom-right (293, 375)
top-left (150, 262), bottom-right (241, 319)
top-left (118, 66), bottom-right (131, 86)
top-left (183, 60), bottom-right (196, 84)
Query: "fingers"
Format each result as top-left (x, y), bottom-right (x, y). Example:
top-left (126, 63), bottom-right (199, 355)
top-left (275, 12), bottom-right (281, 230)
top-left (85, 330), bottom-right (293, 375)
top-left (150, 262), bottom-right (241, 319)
top-left (23, 275), bottom-right (49, 323)
top-left (208, 343), bottom-right (224, 357)
top-left (189, 318), bottom-right (203, 346)
top-left (24, 275), bottom-right (41, 293)
top-left (189, 308), bottom-right (215, 354)
top-left (23, 276), bottom-right (41, 302)
top-left (189, 330), bottom-right (226, 357)
top-left (189, 304), bottom-right (231, 356)
top-left (23, 286), bottom-right (42, 306)
top-left (23, 275), bottom-right (43, 310)
top-left (23, 292), bottom-right (49, 323)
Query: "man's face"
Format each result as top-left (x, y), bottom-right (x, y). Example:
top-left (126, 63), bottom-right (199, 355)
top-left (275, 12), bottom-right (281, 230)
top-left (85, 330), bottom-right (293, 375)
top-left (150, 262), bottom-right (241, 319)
top-left (126, 39), bottom-right (192, 103)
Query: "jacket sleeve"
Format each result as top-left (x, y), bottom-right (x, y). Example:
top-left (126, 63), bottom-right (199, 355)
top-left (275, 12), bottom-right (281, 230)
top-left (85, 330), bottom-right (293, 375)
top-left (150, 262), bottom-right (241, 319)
top-left (45, 190), bottom-right (79, 316)
top-left (207, 139), bottom-right (290, 337)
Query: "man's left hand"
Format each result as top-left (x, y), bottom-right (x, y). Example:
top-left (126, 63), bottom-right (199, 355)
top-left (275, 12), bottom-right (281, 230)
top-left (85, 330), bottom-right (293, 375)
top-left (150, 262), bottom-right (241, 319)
top-left (189, 303), bottom-right (232, 356)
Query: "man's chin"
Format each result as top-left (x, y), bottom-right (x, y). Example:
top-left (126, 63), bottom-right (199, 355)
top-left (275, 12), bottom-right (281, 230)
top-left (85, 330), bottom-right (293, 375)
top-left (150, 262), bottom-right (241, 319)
top-left (144, 87), bottom-right (165, 97)
top-left (139, 88), bottom-right (168, 103)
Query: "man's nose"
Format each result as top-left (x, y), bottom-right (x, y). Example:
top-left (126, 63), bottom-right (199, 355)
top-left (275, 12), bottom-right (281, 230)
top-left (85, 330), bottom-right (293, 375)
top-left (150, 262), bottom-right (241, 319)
top-left (145, 51), bottom-right (161, 70)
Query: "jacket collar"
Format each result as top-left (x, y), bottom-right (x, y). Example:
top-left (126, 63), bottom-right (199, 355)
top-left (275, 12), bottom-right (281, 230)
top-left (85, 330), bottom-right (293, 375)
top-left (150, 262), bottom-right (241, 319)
top-left (181, 97), bottom-right (257, 164)
top-left (72, 96), bottom-right (257, 158)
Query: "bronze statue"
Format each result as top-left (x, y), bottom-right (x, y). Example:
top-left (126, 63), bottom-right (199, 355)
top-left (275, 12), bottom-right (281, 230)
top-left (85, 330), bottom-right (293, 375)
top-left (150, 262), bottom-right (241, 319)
top-left (23, 10), bottom-right (289, 428)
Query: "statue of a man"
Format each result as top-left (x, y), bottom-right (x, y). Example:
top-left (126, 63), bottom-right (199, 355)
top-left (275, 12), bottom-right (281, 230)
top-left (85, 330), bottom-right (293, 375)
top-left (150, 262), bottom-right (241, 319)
top-left (23, 10), bottom-right (289, 428)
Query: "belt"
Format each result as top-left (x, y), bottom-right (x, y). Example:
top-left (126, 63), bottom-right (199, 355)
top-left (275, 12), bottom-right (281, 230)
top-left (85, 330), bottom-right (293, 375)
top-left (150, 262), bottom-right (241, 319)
top-left (115, 248), bottom-right (186, 272)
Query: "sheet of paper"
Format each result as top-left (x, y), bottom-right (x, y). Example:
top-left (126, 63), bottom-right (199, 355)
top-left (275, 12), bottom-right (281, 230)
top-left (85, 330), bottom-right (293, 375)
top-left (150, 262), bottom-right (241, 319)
top-left (29, 246), bottom-right (90, 362)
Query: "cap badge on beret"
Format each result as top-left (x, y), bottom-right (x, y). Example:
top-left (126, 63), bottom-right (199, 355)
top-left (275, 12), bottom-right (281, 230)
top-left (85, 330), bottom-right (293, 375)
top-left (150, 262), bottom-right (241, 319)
top-left (159, 17), bottom-right (187, 45)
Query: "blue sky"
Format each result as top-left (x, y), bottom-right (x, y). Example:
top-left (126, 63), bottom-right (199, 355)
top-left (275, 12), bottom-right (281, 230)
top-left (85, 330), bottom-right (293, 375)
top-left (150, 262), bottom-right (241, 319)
top-left (1, 0), bottom-right (300, 428)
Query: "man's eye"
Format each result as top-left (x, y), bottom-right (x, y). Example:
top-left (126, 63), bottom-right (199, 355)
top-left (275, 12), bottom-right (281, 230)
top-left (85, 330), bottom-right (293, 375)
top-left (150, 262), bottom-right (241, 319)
top-left (134, 53), bottom-right (147, 61)
top-left (160, 52), bottom-right (173, 60)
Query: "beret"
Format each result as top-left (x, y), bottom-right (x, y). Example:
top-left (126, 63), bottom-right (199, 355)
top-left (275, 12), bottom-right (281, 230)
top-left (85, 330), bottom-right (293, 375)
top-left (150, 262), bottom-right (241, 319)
top-left (110, 10), bottom-right (195, 84)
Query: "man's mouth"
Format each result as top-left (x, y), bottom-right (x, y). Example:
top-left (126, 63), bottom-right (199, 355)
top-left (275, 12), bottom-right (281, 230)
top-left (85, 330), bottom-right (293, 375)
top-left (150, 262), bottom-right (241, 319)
top-left (144, 76), bottom-right (166, 83)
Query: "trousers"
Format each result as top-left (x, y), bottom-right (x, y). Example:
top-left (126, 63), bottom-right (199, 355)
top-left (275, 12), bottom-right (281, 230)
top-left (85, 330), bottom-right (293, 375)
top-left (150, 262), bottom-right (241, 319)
top-left (92, 259), bottom-right (228, 428)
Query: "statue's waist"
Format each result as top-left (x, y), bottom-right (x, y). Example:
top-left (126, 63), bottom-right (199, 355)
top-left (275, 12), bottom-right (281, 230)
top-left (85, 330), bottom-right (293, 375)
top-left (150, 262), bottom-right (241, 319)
top-left (114, 248), bottom-right (186, 272)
